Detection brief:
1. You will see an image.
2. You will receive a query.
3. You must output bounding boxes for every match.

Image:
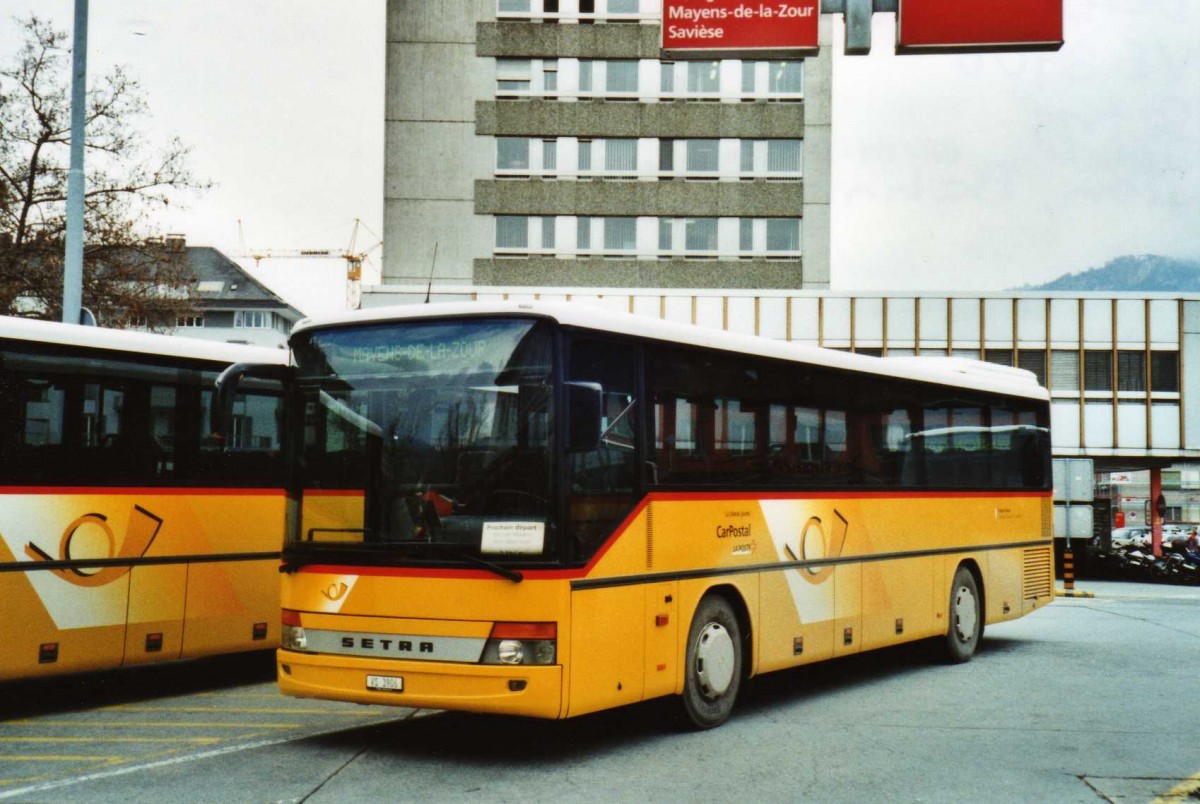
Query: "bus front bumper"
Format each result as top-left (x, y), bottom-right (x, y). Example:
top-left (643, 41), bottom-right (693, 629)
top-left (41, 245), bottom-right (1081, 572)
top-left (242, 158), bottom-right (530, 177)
top-left (277, 649), bottom-right (564, 719)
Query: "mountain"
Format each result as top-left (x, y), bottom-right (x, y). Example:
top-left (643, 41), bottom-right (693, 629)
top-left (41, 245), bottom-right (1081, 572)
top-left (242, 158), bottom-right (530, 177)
top-left (1019, 255), bottom-right (1200, 292)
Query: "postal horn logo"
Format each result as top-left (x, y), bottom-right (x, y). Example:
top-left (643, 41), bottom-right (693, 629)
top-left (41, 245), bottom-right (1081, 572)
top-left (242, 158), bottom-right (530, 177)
top-left (322, 582), bottom-right (350, 601)
top-left (782, 510), bottom-right (849, 585)
top-left (24, 505), bottom-right (162, 588)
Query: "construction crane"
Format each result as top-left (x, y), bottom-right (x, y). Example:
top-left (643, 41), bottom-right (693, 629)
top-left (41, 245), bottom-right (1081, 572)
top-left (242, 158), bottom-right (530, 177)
top-left (239, 219), bottom-right (381, 310)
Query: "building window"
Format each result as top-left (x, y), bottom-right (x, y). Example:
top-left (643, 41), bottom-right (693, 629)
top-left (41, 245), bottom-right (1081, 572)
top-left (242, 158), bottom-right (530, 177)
top-left (495, 137), bottom-right (558, 177)
top-left (984, 349), bottom-right (1013, 367)
top-left (687, 61), bottom-right (720, 95)
top-left (1117, 351), bottom-right (1146, 392)
top-left (767, 140), bottom-right (801, 174)
top-left (740, 139), bottom-right (802, 178)
top-left (659, 139), bottom-right (724, 178)
top-left (1151, 351), bottom-right (1179, 392)
top-left (660, 61), bottom-right (675, 94)
top-left (606, 60), bottom-right (638, 95)
top-left (1017, 350), bottom-right (1047, 387)
top-left (578, 139), bottom-right (592, 171)
top-left (498, 0), bottom-right (561, 17)
top-left (543, 60), bottom-right (559, 93)
top-left (496, 216), bottom-right (529, 250)
top-left (500, 0), bottom-right (644, 22)
top-left (766, 219), bottom-right (800, 252)
top-left (604, 139), bottom-right (638, 174)
top-left (741, 61), bottom-right (804, 100)
top-left (603, 218), bottom-right (636, 252)
top-left (176, 314), bottom-right (205, 328)
top-left (1050, 350), bottom-right (1079, 392)
top-left (235, 311), bottom-right (270, 329)
top-left (607, 0), bottom-right (640, 16)
top-left (768, 61), bottom-right (803, 94)
top-left (497, 59), bottom-right (532, 95)
top-left (497, 138), bottom-right (530, 171)
top-left (1083, 351), bottom-right (1112, 391)
top-left (575, 216), bottom-right (635, 256)
top-left (579, 60), bottom-right (593, 93)
top-left (659, 218), bottom-right (718, 257)
top-left (685, 140), bottom-right (719, 173)
top-left (740, 61), bottom-right (756, 95)
top-left (739, 218), bottom-right (801, 256)
top-left (577, 216), bottom-right (592, 250)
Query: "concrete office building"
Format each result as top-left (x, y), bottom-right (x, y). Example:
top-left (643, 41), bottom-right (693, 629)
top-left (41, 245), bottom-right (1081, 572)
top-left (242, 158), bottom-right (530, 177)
top-left (382, 0), bottom-right (831, 290)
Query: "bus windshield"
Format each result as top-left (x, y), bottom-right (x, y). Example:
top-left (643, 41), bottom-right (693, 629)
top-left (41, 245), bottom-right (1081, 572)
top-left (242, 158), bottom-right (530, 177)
top-left (289, 317), bottom-right (556, 568)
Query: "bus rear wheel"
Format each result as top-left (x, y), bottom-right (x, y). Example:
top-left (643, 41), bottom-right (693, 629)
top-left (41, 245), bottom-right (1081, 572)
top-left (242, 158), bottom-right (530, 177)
top-left (942, 565), bottom-right (982, 663)
top-left (680, 595), bottom-right (743, 729)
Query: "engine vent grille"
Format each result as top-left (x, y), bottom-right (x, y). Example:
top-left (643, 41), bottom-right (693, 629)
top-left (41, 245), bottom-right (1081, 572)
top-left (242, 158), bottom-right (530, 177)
top-left (1023, 547), bottom-right (1053, 600)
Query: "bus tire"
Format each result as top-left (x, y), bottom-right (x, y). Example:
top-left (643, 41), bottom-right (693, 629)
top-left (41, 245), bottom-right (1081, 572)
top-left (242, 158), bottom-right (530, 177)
top-left (942, 565), bottom-right (982, 663)
top-left (680, 594), bottom-right (743, 729)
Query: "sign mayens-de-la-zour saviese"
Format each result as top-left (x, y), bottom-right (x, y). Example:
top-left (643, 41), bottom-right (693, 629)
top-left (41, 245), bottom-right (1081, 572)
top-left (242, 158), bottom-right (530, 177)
top-left (661, 0), bottom-right (820, 56)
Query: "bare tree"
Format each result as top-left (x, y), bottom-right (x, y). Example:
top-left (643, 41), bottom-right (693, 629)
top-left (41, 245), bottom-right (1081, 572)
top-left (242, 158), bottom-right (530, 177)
top-left (0, 15), bottom-right (211, 328)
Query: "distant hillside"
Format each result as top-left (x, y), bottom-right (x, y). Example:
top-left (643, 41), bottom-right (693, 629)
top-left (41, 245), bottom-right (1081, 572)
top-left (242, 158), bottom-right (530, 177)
top-left (1020, 255), bottom-right (1200, 292)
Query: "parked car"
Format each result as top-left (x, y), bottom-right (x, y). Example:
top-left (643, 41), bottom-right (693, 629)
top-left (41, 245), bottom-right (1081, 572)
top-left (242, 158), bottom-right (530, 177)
top-left (1110, 526), bottom-right (1151, 548)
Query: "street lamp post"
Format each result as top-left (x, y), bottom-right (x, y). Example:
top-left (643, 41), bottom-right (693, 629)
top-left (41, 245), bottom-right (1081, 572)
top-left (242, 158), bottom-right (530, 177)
top-left (62, 0), bottom-right (88, 325)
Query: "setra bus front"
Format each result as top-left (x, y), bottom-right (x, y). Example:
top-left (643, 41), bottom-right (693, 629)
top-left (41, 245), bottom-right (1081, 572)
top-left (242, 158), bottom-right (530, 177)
top-left (276, 313), bottom-right (582, 718)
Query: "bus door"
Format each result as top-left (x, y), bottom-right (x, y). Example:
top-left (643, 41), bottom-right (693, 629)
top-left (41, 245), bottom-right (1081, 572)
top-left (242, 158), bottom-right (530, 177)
top-left (181, 387), bottom-right (283, 659)
top-left (117, 382), bottom-right (186, 665)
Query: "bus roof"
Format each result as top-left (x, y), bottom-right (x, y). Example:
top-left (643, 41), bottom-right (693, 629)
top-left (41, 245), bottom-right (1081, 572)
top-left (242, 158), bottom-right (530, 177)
top-left (0, 315), bottom-right (288, 366)
top-left (294, 301), bottom-right (1049, 401)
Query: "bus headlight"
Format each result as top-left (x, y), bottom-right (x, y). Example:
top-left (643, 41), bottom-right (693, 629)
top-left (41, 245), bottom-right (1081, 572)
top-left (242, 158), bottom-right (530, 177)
top-left (498, 640), bottom-right (524, 664)
top-left (281, 609), bottom-right (308, 651)
top-left (481, 622), bottom-right (556, 666)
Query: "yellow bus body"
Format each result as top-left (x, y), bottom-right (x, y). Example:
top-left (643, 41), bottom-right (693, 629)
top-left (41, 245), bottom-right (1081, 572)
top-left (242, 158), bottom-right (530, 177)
top-left (0, 489), bottom-right (284, 681)
top-left (278, 490), bottom-right (1053, 718)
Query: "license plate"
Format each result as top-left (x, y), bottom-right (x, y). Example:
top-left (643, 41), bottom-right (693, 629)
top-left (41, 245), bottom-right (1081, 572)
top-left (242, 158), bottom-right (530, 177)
top-left (366, 674), bottom-right (404, 692)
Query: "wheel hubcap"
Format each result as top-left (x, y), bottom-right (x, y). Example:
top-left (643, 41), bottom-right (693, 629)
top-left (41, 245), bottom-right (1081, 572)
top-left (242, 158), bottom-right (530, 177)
top-left (952, 584), bottom-right (978, 643)
top-left (695, 622), bottom-right (735, 698)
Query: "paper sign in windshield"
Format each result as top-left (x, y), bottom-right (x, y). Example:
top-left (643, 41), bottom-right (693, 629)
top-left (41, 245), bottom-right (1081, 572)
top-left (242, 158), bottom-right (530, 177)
top-left (481, 522), bottom-right (545, 555)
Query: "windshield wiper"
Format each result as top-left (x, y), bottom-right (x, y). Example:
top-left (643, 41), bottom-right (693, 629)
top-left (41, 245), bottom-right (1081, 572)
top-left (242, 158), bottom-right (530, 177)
top-left (422, 543), bottom-right (524, 583)
top-left (281, 535), bottom-right (524, 582)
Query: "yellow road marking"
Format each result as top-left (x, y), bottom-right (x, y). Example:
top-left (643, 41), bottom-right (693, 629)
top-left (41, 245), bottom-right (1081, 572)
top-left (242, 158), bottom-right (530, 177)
top-left (1154, 770), bottom-right (1200, 801)
top-left (3, 720), bottom-right (298, 730)
top-left (0, 737), bottom-right (219, 745)
top-left (101, 705), bottom-right (380, 716)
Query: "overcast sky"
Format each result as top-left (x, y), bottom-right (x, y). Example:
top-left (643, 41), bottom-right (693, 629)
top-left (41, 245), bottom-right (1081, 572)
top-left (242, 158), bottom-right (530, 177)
top-left (2, 0), bottom-right (1197, 314)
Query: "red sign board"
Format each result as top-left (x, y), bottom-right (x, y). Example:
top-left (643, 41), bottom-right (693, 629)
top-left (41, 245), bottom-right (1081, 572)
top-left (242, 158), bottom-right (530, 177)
top-left (661, 0), bottom-right (819, 56)
top-left (897, 0), bottom-right (1063, 52)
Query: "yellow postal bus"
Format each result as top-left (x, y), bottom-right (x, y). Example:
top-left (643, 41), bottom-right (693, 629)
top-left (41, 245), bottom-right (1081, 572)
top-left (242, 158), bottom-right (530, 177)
top-left (251, 301), bottom-right (1052, 727)
top-left (0, 316), bottom-right (288, 681)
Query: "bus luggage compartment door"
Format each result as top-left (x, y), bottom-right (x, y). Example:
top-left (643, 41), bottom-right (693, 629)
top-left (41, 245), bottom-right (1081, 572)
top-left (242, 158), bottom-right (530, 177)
top-left (568, 585), bottom-right (645, 717)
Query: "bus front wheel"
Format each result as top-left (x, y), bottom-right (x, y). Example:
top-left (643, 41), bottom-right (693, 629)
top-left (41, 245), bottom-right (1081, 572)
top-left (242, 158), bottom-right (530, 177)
top-left (942, 565), bottom-right (982, 663)
top-left (680, 595), bottom-right (743, 729)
